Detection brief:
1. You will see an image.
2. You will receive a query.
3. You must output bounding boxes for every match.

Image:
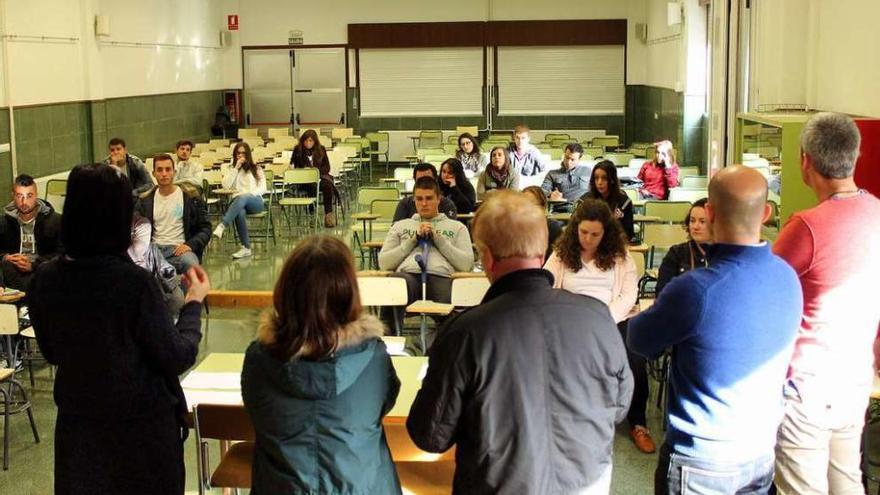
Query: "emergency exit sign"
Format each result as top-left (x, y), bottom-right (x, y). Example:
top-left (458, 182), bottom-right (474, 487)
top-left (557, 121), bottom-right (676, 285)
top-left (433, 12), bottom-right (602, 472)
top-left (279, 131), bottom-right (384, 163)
top-left (227, 15), bottom-right (239, 31)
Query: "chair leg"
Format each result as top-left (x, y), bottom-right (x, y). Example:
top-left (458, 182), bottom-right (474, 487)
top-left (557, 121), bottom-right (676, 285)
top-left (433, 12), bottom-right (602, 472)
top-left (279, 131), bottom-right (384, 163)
top-left (14, 381), bottom-right (39, 443)
top-left (2, 386), bottom-right (9, 470)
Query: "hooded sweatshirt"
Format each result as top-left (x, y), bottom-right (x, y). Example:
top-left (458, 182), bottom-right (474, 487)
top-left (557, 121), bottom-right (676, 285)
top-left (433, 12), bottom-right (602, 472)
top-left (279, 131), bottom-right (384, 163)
top-left (241, 314), bottom-right (402, 495)
top-left (378, 213), bottom-right (474, 277)
top-left (0, 199), bottom-right (62, 266)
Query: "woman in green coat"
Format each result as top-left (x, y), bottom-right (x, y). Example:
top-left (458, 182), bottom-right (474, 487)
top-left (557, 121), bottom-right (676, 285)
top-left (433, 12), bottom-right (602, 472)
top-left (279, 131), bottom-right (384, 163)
top-left (242, 235), bottom-right (402, 494)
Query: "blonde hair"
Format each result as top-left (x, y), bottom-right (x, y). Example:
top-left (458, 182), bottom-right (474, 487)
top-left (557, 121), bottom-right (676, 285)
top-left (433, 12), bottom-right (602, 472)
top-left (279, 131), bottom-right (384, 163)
top-left (473, 190), bottom-right (548, 260)
top-left (513, 124), bottom-right (530, 135)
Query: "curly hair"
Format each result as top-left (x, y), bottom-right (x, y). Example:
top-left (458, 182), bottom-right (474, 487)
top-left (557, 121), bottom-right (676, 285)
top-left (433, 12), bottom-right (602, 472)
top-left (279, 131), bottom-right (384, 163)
top-left (554, 198), bottom-right (628, 272)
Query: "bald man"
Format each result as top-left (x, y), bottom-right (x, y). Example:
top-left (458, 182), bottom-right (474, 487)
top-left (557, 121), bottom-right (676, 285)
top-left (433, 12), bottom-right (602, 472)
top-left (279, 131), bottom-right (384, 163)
top-left (407, 190), bottom-right (633, 495)
top-left (628, 166), bottom-right (802, 495)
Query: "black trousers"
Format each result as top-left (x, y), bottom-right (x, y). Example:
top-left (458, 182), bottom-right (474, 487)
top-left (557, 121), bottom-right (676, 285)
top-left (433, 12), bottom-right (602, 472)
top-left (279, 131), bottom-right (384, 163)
top-left (618, 319), bottom-right (649, 428)
top-left (1, 260), bottom-right (34, 292)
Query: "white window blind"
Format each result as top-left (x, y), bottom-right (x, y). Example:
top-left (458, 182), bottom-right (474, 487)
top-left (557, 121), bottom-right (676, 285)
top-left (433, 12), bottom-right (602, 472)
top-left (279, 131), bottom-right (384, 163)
top-left (359, 48), bottom-right (483, 117)
top-left (497, 46), bottom-right (625, 116)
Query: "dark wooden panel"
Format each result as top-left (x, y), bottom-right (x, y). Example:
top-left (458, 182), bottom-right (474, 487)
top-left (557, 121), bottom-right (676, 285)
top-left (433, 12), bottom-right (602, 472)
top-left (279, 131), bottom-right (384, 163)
top-left (348, 22), bottom-right (486, 48)
top-left (486, 19), bottom-right (627, 46)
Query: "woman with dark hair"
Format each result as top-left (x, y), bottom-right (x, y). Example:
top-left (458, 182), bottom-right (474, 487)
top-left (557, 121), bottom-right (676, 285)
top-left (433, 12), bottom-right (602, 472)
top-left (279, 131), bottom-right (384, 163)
top-left (637, 139), bottom-right (680, 200)
top-left (455, 132), bottom-right (487, 174)
top-left (290, 129), bottom-right (339, 227)
top-left (213, 141), bottom-right (267, 259)
top-left (439, 158), bottom-right (477, 214)
top-left (655, 198), bottom-right (711, 296)
top-left (543, 199), bottom-right (655, 454)
top-left (29, 163), bottom-right (210, 495)
top-left (477, 146), bottom-right (520, 199)
top-left (242, 235), bottom-right (401, 494)
top-left (522, 185), bottom-right (563, 261)
top-left (583, 160), bottom-right (636, 242)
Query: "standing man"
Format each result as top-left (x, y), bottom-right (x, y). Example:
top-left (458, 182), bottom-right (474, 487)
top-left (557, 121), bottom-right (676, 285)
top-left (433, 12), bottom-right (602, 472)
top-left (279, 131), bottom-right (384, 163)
top-left (628, 165), bottom-right (802, 494)
top-left (135, 154), bottom-right (212, 274)
top-left (407, 190), bottom-right (633, 494)
top-left (103, 137), bottom-right (153, 196)
top-left (173, 140), bottom-right (204, 192)
top-left (773, 112), bottom-right (880, 494)
top-left (541, 142), bottom-right (591, 211)
top-left (0, 174), bottom-right (62, 291)
top-left (508, 124), bottom-right (546, 177)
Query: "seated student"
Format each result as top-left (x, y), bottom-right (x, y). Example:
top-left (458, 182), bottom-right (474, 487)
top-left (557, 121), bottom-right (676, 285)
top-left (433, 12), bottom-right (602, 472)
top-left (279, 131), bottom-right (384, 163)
top-left (477, 146), bottom-right (521, 200)
top-left (507, 124), bottom-right (546, 177)
top-left (103, 137), bottom-right (153, 196)
top-left (379, 177), bottom-right (473, 311)
top-left (522, 185), bottom-right (563, 262)
top-left (655, 198), bottom-right (711, 296)
top-left (172, 140), bottom-right (203, 192)
top-left (135, 154), bottom-right (212, 274)
top-left (637, 140), bottom-right (680, 200)
top-left (0, 174), bottom-right (62, 292)
top-left (392, 163), bottom-right (457, 222)
top-left (543, 199), bottom-right (654, 454)
top-left (212, 142), bottom-right (266, 259)
top-left (455, 132), bottom-right (487, 174)
top-left (541, 142), bottom-right (591, 211)
top-left (242, 235), bottom-right (401, 494)
top-left (290, 129), bottom-right (339, 228)
top-left (582, 160), bottom-right (636, 242)
top-left (439, 158), bottom-right (476, 215)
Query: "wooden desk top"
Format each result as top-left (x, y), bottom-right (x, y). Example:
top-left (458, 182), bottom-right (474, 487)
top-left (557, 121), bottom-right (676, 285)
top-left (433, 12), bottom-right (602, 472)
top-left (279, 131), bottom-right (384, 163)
top-left (633, 215), bottom-right (661, 223)
top-left (359, 270), bottom-right (392, 277)
top-left (362, 240), bottom-right (384, 249)
top-left (352, 213), bottom-right (380, 221)
top-left (0, 290), bottom-right (25, 303)
top-left (406, 300), bottom-right (455, 316)
top-left (451, 271), bottom-right (487, 279)
top-left (628, 244), bottom-right (650, 254)
top-left (457, 212), bottom-right (475, 219)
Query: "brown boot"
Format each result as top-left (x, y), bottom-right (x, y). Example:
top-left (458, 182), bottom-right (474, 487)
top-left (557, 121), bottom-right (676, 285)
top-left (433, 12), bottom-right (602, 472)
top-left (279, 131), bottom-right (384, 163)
top-left (324, 211), bottom-right (337, 228)
top-left (630, 426), bottom-right (657, 453)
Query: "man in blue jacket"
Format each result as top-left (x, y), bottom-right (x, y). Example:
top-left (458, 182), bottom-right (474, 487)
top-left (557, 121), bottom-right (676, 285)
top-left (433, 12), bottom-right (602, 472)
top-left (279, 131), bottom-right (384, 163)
top-left (628, 165), bottom-right (802, 495)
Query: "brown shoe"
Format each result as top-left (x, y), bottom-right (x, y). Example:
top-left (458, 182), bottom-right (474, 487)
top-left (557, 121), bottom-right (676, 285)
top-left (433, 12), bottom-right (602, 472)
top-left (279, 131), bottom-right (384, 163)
top-left (630, 426), bottom-right (657, 453)
top-left (324, 211), bottom-right (337, 228)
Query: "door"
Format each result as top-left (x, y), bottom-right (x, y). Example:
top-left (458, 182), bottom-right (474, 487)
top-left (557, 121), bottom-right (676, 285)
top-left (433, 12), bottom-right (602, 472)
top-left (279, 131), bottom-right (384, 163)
top-left (292, 47), bottom-right (346, 128)
top-left (243, 49), bottom-right (293, 127)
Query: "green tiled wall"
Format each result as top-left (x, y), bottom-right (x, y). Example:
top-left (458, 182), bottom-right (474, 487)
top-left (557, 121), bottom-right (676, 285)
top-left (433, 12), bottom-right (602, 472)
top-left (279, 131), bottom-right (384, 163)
top-left (626, 85), bottom-right (706, 171)
top-left (13, 102), bottom-right (92, 179)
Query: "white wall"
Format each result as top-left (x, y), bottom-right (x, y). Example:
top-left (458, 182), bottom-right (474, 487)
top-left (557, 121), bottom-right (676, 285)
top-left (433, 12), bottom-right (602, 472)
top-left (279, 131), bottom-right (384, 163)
top-left (644, 0), bottom-right (681, 90)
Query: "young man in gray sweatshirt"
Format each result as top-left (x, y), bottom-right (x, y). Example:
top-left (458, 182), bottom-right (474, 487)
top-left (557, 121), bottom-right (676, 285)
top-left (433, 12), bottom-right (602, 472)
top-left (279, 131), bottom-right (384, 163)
top-left (379, 176), bottom-right (474, 315)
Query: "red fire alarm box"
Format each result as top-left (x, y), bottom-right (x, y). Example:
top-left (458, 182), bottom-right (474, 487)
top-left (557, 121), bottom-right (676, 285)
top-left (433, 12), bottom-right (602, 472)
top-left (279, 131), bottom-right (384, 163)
top-left (227, 15), bottom-right (239, 31)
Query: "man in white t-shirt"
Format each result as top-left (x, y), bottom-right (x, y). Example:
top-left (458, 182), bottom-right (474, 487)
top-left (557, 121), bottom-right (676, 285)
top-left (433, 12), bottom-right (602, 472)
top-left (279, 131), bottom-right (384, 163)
top-left (173, 139), bottom-right (204, 192)
top-left (135, 154), bottom-right (212, 274)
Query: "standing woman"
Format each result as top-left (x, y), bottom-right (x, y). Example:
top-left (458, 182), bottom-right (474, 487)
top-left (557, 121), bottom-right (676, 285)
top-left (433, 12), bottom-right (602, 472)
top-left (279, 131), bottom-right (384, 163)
top-left (242, 235), bottom-right (402, 494)
top-left (455, 132), bottom-right (487, 174)
top-left (582, 160), bottom-right (635, 242)
top-left (439, 158), bottom-right (477, 215)
top-left (29, 163), bottom-right (210, 495)
top-left (290, 129), bottom-right (339, 227)
top-left (212, 141), bottom-right (266, 259)
top-left (655, 198), bottom-right (711, 296)
top-left (543, 199), bottom-right (656, 454)
top-left (637, 140), bottom-right (680, 200)
top-left (477, 146), bottom-right (521, 200)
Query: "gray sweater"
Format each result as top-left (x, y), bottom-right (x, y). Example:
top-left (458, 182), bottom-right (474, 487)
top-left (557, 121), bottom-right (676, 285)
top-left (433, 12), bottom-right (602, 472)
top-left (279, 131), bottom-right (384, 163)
top-left (378, 213), bottom-right (474, 277)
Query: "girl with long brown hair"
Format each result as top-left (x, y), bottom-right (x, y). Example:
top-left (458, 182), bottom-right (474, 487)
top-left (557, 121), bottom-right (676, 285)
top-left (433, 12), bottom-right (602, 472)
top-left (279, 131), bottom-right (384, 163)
top-left (213, 141), bottom-right (267, 258)
top-left (477, 145), bottom-right (520, 199)
top-left (290, 129), bottom-right (339, 227)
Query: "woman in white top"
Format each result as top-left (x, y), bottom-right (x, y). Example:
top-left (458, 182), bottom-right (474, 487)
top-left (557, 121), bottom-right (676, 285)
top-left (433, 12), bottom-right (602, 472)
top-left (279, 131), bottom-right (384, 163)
top-left (212, 142), bottom-right (267, 259)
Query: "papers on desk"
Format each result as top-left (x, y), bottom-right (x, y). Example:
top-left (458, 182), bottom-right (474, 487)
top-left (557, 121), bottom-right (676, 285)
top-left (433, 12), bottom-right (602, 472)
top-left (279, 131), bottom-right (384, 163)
top-left (180, 372), bottom-right (241, 390)
top-left (382, 336), bottom-right (408, 356)
top-left (185, 390), bottom-right (242, 408)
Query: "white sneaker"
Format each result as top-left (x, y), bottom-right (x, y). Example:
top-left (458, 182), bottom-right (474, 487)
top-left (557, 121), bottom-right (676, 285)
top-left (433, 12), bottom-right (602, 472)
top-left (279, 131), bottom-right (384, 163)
top-left (212, 224), bottom-right (225, 239)
top-left (232, 247), bottom-right (252, 259)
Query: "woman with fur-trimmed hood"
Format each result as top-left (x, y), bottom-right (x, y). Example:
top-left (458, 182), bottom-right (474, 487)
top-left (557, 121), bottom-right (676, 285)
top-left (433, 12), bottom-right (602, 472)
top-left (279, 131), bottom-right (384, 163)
top-left (241, 235), bottom-right (402, 494)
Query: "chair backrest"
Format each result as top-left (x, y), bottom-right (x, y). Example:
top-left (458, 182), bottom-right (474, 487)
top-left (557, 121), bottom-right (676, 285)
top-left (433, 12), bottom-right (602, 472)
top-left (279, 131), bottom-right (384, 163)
top-left (357, 187), bottom-right (399, 210)
top-left (423, 154), bottom-right (453, 166)
top-left (547, 148), bottom-right (564, 160)
top-left (393, 167), bottom-right (414, 182)
top-left (193, 403), bottom-right (255, 442)
top-left (450, 277), bottom-right (491, 307)
top-left (548, 137), bottom-right (573, 148)
top-left (358, 276), bottom-right (409, 306)
top-left (267, 127), bottom-right (290, 139)
top-left (443, 143), bottom-right (459, 155)
top-left (681, 176), bottom-right (708, 188)
top-left (370, 199), bottom-right (399, 221)
top-left (266, 163), bottom-right (289, 180)
top-left (208, 139), bottom-right (230, 149)
top-left (590, 136), bottom-right (620, 150)
top-left (237, 128), bottom-right (259, 139)
top-left (283, 168), bottom-right (319, 187)
top-left (273, 136), bottom-right (297, 149)
top-left (668, 188), bottom-right (707, 203)
top-left (644, 201), bottom-right (693, 223)
top-left (366, 132), bottom-right (390, 153)
top-left (631, 249), bottom-right (646, 279)
top-left (604, 152), bottom-right (635, 166)
top-left (331, 128), bottom-right (354, 141)
top-left (333, 144), bottom-right (359, 158)
top-left (678, 166), bottom-right (700, 177)
top-left (44, 179), bottom-right (67, 212)
top-left (455, 126), bottom-right (479, 136)
top-left (642, 223), bottom-right (689, 250)
top-left (215, 146), bottom-right (232, 159)
top-left (624, 188), bottom-right (639, 204)
top-left (197, 151), bottom-right (219, 168)
top-left (582, 146), bottom-right (604, 158)
top-left (418, 130), bottom-right (443, 149)
top-left (203, 169), bottom-right (223, 187)
top-left (193, 143), bottom-right (213, 156)
top-left (543, 133), bottom-right (571, 142)
top-left (0, 305), bottom-right (18, 336)
top-left (243, 137), bottom-right (264, 150)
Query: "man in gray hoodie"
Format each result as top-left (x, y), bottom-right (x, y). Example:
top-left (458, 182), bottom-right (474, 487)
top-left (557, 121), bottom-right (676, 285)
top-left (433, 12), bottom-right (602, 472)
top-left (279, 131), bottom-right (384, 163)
top-left (379, 176), bottom-right (474, 310)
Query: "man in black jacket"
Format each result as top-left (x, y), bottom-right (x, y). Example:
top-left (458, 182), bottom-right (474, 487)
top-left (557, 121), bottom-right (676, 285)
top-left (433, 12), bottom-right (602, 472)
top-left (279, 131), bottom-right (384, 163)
top-left (103, 137), bottom-right (153, 197)
top-left (135, 154), bottom-right (212, 274)
top-left (0, 174), bottom-right (62, 291)
top-left (407, 190), bottom-right (634, 495)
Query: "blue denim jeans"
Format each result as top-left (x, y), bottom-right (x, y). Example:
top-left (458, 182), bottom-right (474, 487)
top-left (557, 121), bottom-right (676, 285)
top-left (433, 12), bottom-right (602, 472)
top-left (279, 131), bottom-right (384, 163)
top-left (157, 245), bottom-right (200, 275)
top-left (222, 195), bottom-right (264, 248)
top-left (656, 443), bottom-right (775, 495)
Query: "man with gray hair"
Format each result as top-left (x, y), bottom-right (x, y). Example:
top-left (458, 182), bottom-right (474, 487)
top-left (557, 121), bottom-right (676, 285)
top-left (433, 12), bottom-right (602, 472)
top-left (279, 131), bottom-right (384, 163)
top-left (773, 112), bottom-right (880, 494)
top-left (407, 190), bottom-right (633, 494)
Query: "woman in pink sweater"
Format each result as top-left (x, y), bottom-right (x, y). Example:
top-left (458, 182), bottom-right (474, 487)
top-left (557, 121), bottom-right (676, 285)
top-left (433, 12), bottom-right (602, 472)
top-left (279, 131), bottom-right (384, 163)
top-left (637, 140), bottom-right (680, 200)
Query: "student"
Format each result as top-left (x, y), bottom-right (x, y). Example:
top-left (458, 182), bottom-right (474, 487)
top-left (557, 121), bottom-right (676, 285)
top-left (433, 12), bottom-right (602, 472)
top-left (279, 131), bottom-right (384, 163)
top-left (391, 163), bottom-right (457, 223)
top-left (242, 235), bottom-right (401, 494)
top-left (582, 160), bottom-right (636, 242)
top-left (439, 158), bottom-right (477, 215)
top-left (522, 185), bottom-right (563, 262)
top-left (103, 137), bottom-right (153, 196)
top-left (773, 113), bottom-right (880, 494)
top-left (637, 140), bottom-right (680, 200)
top-left (455, 132), bottom-right (487, 174)
top-left (408, 190), bottom-right (632, 494)
top-left (172, 139), bottom-right (204, 192)
top-left (29, 163), bottom-right (209, 495)
top-left (507, 124), bottom-right (546, 176)
top-left (628, 166), bottom-right (801, 495)
top-left (477, 146), bottom-right (521, 199)
top-left (212, 142), bottom-right (266, 259)
top-left (542, 142), bottom-right (591, 210)
top-left (290, 129), bottom-right (339, 227)
top-left (655, 198), bottom-right (711, 296)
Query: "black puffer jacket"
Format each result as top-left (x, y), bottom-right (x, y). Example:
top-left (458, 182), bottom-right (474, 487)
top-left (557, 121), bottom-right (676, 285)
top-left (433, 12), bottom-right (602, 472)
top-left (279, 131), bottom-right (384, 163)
top-left (407, 269), bottom-right (633, 494)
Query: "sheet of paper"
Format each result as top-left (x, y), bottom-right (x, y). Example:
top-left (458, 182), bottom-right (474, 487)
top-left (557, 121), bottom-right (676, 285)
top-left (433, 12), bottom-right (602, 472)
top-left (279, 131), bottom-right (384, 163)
top-left (184, 390), bottom-right (242, 408)
top-left (180, 372), bottom-right (241, 390)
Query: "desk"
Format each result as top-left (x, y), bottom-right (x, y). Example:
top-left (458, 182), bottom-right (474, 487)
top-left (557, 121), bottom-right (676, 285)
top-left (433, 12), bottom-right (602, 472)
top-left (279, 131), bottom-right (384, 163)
top-left (628, 244), bottom-right (650, 254)
top-left (362, 240), bottom-right (384, 269)
top-left (352, 212), bottom-right (380, 242)
top-left (406, 300), bottom-right (454, 353)
top-left (457, 212), bottom-right (475, 220)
